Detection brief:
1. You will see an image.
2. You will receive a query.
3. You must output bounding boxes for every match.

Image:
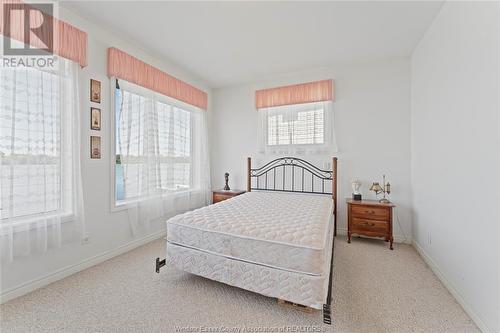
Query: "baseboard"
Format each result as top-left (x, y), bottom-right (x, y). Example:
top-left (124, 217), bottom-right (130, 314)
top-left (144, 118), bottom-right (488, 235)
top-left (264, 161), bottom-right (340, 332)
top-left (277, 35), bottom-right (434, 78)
top-left (413, 241), bottom-right (492, 333)
top-left (0, 229), bottom-right (166, 304)
top-left (336, 228), bottom-right (412, 244)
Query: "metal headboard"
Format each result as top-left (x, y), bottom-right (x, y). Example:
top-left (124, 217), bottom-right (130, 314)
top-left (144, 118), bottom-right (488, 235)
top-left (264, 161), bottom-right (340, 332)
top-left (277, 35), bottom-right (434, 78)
top-left (247, 157), bottom-right (336, 194)
top-left (247, 156), bottom-right (338, 232)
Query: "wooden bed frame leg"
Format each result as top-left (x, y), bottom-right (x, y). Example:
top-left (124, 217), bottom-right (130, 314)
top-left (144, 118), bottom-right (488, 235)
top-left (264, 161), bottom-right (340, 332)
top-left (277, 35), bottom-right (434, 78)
top-left (277, 299), bottom-right (313, 313)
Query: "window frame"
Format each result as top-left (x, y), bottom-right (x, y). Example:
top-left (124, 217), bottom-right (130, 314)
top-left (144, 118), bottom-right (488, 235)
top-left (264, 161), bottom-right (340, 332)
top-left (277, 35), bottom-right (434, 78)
top-left (109, 78), bottom-right (201, 211)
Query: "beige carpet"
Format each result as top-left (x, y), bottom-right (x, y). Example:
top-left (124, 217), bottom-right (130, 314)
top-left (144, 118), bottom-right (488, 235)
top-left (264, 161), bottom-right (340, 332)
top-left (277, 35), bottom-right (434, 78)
top-left (1, 237), bottom-right (479, 333)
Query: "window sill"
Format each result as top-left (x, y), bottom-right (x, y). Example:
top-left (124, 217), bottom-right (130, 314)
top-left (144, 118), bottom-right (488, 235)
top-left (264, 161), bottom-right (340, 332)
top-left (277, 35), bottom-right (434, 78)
top-left (260, 143), bottom-right (337, 155)
top-left (0, 212), bottom-right (76, 235)
top-left (111, 188), bottom-right (204, 213)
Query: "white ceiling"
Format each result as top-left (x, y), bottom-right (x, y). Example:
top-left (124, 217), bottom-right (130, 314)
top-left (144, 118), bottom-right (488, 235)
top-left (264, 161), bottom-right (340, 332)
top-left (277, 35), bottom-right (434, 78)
top-left (61, 1), bottom-right (443, 88)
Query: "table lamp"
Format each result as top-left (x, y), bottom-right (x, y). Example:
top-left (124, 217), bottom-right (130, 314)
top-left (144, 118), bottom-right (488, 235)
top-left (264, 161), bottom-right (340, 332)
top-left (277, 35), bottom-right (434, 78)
top-left (370, 175), bottom-right (391, 203)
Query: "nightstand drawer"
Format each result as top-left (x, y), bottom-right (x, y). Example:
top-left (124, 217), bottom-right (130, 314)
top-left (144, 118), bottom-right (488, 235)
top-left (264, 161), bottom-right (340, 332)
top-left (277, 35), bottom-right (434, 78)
top-left (212, 190), bottom-right (246, 204)
top-left (213, 194), bottom-right (233, 203)
top-left (351, 205), bottom-right (390, 220)
top-left (351, 217), bottom-right (389, 233)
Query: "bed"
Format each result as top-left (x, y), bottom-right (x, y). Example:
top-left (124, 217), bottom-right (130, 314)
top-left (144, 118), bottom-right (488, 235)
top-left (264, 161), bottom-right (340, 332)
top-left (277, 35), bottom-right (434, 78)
top-left (156, 157), bottom-right (338, 324)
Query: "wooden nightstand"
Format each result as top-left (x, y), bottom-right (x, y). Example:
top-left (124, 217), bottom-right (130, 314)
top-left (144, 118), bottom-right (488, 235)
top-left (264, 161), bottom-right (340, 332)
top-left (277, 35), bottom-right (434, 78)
top-left (346, 199), bottom-right (395, 250)
top-left (212, 189), bottom-right (246, 204)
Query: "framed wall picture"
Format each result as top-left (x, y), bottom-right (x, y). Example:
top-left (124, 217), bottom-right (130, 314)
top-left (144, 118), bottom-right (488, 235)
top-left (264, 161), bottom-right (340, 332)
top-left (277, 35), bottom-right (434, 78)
top-left (91, 107), bottom-right (101, 130)
top-left (90, 79), bottom-right (101, 103)
top-left (90, 136), bottom-right (101, 159)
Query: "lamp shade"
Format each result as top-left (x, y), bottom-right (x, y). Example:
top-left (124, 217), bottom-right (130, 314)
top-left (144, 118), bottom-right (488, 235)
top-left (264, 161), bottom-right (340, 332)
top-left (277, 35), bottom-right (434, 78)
top-left (370, 182), bottom-right (383, 192)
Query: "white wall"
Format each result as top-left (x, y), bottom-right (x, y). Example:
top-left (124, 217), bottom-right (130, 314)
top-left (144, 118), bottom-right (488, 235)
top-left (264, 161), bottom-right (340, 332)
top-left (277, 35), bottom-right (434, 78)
top-left (0, 6), bottom-right (212, 300)
top-left (411, 2), bottom-right (500, 332)
top-left (210, 58), bottom-right (412, 242)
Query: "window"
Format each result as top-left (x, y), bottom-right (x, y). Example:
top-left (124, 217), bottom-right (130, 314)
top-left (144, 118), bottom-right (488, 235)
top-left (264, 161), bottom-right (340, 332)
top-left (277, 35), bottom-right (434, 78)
top-left (258, 101), bottom-right (336, 155)
top-left (156, 101), bottom-right (191, 191)
top-left (268, 106), bottom-right (325, 146)
top-left (114, 79), bottom-right (207, 206)
top-left (0, 58), bottom-right (80, 223)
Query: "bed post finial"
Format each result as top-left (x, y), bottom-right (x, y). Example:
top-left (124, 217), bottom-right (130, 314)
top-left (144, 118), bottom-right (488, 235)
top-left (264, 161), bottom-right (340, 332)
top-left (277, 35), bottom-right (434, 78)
top-left (247, 157), bottom-right (252, 192)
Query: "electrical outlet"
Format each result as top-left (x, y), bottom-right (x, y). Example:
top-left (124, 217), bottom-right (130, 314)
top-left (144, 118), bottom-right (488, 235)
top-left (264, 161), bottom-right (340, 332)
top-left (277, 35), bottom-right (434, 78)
top-left (428, 231), bottom-right (432, 246)
top-left (324, 162), bottom-right (331, 170)
top-left (82, 232), bottom-right (90, 245)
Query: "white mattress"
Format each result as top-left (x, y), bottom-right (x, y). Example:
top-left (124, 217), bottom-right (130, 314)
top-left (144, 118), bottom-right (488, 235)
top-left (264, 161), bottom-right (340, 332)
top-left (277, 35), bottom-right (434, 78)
top-left (166, 191), bottom-right (334, 276)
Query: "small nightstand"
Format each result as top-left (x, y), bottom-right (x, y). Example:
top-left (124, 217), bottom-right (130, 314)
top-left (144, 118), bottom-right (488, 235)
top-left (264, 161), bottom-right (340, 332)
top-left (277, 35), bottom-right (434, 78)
top-left (346, 199), bottom-right (395, 250)
top-left (212, 189), bottom-right (246, 204)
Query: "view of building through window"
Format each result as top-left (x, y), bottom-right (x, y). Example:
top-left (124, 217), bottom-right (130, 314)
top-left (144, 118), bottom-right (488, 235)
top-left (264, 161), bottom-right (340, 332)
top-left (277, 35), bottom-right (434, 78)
top-left (267, 107), bottom-right (325, 146)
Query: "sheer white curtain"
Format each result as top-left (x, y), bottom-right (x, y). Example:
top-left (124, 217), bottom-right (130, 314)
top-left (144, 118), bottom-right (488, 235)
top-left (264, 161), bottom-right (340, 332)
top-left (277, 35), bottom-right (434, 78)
top-left (0, 57), bottom-right (85, 261)
top-left (116, 80), bottom-right (210, 234)
top-left (258, 101), bottom-right (337, 155)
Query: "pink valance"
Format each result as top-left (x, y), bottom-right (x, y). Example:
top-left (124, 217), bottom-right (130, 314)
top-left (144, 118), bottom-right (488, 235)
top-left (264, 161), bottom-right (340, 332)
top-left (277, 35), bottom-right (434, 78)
top-left (255, 79), bottom-right (334, 109)
top-left (107, 47), bottom-right (208, 110)
top-left (0, 0), bottom-right (87, 67)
